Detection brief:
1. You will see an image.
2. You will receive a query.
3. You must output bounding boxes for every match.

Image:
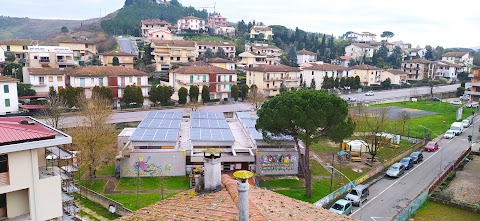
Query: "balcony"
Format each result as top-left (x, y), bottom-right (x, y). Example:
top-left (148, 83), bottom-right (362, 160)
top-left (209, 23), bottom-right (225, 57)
top-left (39, 59), bottom-right (50, 64)
top-left (465, 91), bottom-right (480, 96)
top-left (39, 166), bottom-right (59, 179)
top-left (0, 172), bottom-right (9, 186)
top-left (186, 52), bottom-right (197, 57)
top-left (263, 77), bottom-right (279, 81)
top-left (282, 77), bottom-right (299, 82)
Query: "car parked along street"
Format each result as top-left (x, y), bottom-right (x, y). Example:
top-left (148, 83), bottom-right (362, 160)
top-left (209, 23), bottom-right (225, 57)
top-left (409, 151), bottom-right (423, 164)
top-left (400, 157), bottom-right (415, 170)
top-left (329, 199), bottom-right (353, 215)
top-left (386, 163), bottom-right (405, 178)
top-left (424, 141), bottom-right (439, 152)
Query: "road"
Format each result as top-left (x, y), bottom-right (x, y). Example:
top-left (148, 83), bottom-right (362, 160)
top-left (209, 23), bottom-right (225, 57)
top-left (351, 116), bottom-right (478, 220)
top-left (117, 37), bottom-right (138, 56)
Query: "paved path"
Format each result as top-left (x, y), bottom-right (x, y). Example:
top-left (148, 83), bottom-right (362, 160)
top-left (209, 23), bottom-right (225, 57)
top-left (78, 204), bottom-right (110, 221)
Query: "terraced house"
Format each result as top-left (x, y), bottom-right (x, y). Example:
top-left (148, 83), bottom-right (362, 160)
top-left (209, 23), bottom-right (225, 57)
top-left (151, 40), bottom-right (197, 71)
top-left (246, 64), bottom-right (301, 96)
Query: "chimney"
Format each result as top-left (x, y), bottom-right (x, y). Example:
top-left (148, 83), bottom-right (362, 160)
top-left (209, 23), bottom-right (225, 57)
top-left (233, 170), bottom-right (253, 221)
top-left (203, 148), bottom-right (222, 192)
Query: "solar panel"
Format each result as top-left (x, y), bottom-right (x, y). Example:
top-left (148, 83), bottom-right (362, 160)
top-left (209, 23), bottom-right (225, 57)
top-left (247, 127), bottom-right (264, 140)
top-left (146, 111), bottom-right (183, 119)
top-left (129, 128), bottom-right (179, 142)
top-left (190, 119), bottom-right (230, 129)
top-left (191, 112), bottom-right (225, 119)
top-left (190, 128), bottom-right (235, 142)
top-left (239, 118), bottom-right (257, 128)
top-left (236, 111), bottom-right (258, 119)
top-left (138, 118), bottom-right (181, 129)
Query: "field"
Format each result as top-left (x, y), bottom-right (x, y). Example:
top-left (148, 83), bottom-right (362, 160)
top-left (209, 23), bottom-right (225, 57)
top-left (411, 200), bottom-right (480, 221)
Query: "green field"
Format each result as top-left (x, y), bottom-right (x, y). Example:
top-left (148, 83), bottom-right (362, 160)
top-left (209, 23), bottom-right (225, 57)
top-left (77, 194), bottom-right (120, 220)
top-left (411, 200), bottom-right (480, 221)
top-left (106, 193), bottom-right (177, 211)
top-left (80, 179), bottom-right (107, 193)
top-left (260, 179), bottom-right (302, 188)
top-left (274, 178), bottom-right (348, 203)
top-left (116, 177), bottom-right (190, 191)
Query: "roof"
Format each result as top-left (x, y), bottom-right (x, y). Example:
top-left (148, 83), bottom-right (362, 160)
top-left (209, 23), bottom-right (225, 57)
top-left (118, 175), bottom-right (356, 221)
top-left (303, 63), bottom-right (349, 71)
top-left (26, 68), bottom-right (67, 75)
top-left (0, 117), bottom-right (56, 146)
top-left (297, 49), bottom-right (317, 56)
top-left (141, 19), bottom-right (171, 26)
top-left (350, 43), bottom-right (374, 48)
top-left (174, 65), bottom-right (235, 74)
top-left (436, 61), bottom-right (463, 68)
top-left (196, 41), bottom-right (236, 47)
top-left (245, 64), bottom-right (301, 72)
top-left (65, 66), bottom-right (149, 77)
top-left (101, 51), bottom-right (134, 56)
top-left (207, 57), bottom-right (235, 63)
top-left (0, 75), bottom-right (18, 82)
top-left (181, 16), bottom-right (202, 20)
top-left (350, 64), bottom-right (381, 70)
top-left (151, 40), bottom-right (196, 48)
top-left (384, 69), bottom-right (408, 75)
top-left (0, 39), bottom-right (38, 46)
top-left (58, 38), bottom-right (95, 44)
top-left (403, 58), bottom-right (433, 64)
top-left (443, 52), bottom-right (469, 57)
top-left (251, 26), bottom-right (272, 32)
top-left (238, 51), bottom-right (266, 58)
top-left (340, 56), bottom-right (352, 60)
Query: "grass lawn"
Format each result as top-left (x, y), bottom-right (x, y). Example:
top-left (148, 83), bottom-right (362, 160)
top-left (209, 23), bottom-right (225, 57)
top-left (260, 179), bottom-right (302, 188)
top-left (275, 178), bottom-right (348, 203)
top-left (96, 165), bottom-right (115, 176)
top-left (411, 200), bottom-right (480, 221)
top-left (77, 194), bottom-right (120, 220)
top-left (311, 159), bottom-right (331, 177)
top-left (80, 179), bottom-right (107, 193)
top-left (116, 177), bottom-right (190, 191)
top-left (106, 192), bottom-right (177, 211)
top-left (375, 139), bottom-right (415, 162)
top-left (310, 139), bottom-right (340, 156)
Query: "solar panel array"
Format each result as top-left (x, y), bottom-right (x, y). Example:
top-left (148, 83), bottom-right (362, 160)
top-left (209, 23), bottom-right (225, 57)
top-left (189, 112), bottom-right (234, 143)
top-left (130, 111), bottom-right (182, 142)
top-left (146, 111), bottom-right (183, 119)
top-left (190, 119), bottom-right (229, 129)
top-left (138, 118), bottom-right (181, 129)
top-left (190, 128), bottom-right (235, 142)
top-left (191, 112), bottom-right (225, 120)
top-left (236, 111), bottom-right (294, 142)
top-left (129, 128), bottom-right (179, 142)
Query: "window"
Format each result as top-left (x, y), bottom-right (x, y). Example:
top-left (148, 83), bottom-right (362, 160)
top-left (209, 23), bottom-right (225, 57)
top-left (137, 77), bottom-right (141, 85)
top-left (190, 75), bottom-right (194, 83)
top-left (99, 78), bottom-right (104, 86)
top-left (91, 78), bottom-right (94, 84)
top-left (177, 57), bottom-right (180, 61)
top-left (4, 99), bottom-right (10, 107)
top-left (203, 75), bottom-right (206, 82)
top-left (39, 77), bottom-right (45, 85)
top-left (170, 57), bottom-right (174, 60)
top-left (80, 78), bottom-right (85, 87)
top-left (34, 56), bottom-right (38, 59)
top-left (6, 46), bottom-right (10, 51)
top-left (312, 71), bottom-right (314, 76)
top-left (48, 76), bottom-right (53, 82)
top-left (224, 84), bottom-right (226, 89)
top-left (197, 75), bottom-right (200, 80)
top-left (0, 155), bottom-right (8, 173)
top-left (57, 76), bottom-right (63, 82)
top-left (3, 85), bottom-right (8, 93)
top-left (229, 75), bottom-right (233, 82)
top-left (218, 75), bottom-right (221, 82)
top-left (129, 77), bottom-right (133, 83)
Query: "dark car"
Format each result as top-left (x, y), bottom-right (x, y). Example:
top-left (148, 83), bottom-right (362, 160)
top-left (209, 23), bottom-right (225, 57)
top-left (400, 157), bottom-right (415, 170)
top-left (409, 151), bottom-right (423, 164)
top-left (431, 97), bottom-right (441, 102)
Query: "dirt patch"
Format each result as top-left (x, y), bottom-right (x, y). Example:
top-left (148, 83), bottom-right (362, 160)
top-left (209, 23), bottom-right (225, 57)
top-left (444, 156), bottom-right (480, 204)
top-left (362, 106), bottom-right (436, 120)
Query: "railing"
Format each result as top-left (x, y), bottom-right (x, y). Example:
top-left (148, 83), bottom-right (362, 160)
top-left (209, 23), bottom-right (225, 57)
top-left (0, 172), bottom-right (9, 186)
top-left (79, 186), bottom-right (132, 216)
top-left (428, 147), bottom-right (471, 194)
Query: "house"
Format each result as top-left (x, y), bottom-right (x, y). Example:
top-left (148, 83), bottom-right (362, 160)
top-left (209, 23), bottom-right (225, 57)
top-left (345, 32), bottom-right (376, 43)
top-left (208, 12), bottom-right (227, 28)
top-left (65, 66), bottom-right (150, 107)
top-left (0, 46), bottom-right (5, 63)
top-left (177, 16), bottom-right (206, 33)
top-left (58, 39), bottom-right (97, 61)
top-left (146, 28), bottom-right (174, 41)
top-left (442, 52), bottom-right (473, 73)
top-left (196, 41), bottom-right (236, 59)
top-left (0, 39), bottom-right (39, 62)
top-left (465, 68), bottom-right (480, 102)
top-left (339, 56), bottom-right (352, 67)
top-left (0, 116), bottom-right (75, 220)
top-left (246, 43), bottom-right (282, 65)
top-left (246, 64), bottom-right (301, 96)
top-left (99, 51), bottom-right (135, 68)
top-left (237, 51), bottom-right (267, 68)
top-left (434, 61), bottom-right (462, 81)
top-left (407, 48), bottom-right (427, 59)
top-left (296, 49), bottom-right (317, 64)
top-left (349, 64), bottom-right (382, 86)
top-left (301, 63), bottom-right (349, 90)
top-left (23, 68), bottom-right (67, 94)
top-left (250, 26), bottom-right (274, 40)
top-left (344, 43), bottom-right (375, 61)
top-left (207, 58), bottom-right (235, 70)
top-left (401, 58), bottom-right (436, 81)
top-left (391, 41), bottom-right (411, 50)
top-left (214, 26), bottom-right (236, 37)
top-left (0, 76), bottom-right (19, 115)
top-left (169, 65), bottom-right (237, 100)
top-left (151, 40), bottom-right (197, 71)
top-left (381, 69), bottom-right (408, 85)
top-left (141, 19), bottom-right (171, 37)
top-left (26, 46), bottom-right (75, 68)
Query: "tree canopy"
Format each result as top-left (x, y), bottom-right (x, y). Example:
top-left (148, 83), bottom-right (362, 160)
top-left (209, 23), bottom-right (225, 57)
top-left (178, 87), bottom-right (188, 104)
top-left (201, 85), bottom-right (210, 103)
top-left (123, 85), bottom-right (143, 105)
top-left (189, 85), bottom-right (200, 103)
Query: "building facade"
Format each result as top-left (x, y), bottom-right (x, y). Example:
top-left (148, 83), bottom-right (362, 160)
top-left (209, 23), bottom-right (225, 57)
top-left (246, 64), bottom-right (301, 97)
top-left (99, 51), bottom-right (135, 68)
top-left (196, 41), bottom-right (236, 59)
top-left (466, 68), bottom-right (480, 102)
top-left (442, 52), bottom-right (473, 73)
top-left (141, 19), bottom-right (171, 37)
top-left (435, 61), bottom-right (461, 81)
top-left (236, 52), bottom-right (267, 69)
top-left (151, 40), bottom-right (197, 71)
top-left (207, 58), bottom-right (235, 70)
top-left (23, 68), bottom-right (66, 94)
top-left (296, 50), bottom-right (317, 64)
top-left (0, 39), bottom-right (39, 62)
top-left (345, 32), bottom-right (377, 43)
top-left (58, 39), bottom-right (97, 61)
top-left (27, 46), bottom-right (75, 68)
top-left (381, 69), bottom-right (408, 85)
top-left (401, 58), bottom-right (436, 81)
top-left (177, 16), bottom-right (206, 33)
top-left (246, 43), bottom-right (282, 65)
top-left (344, 43), bottom-right (375, 60)
top-left (207, 13), bottom-right (227, 28)
top-left (0, 76), bottom-right (19, 115)
top-left (349, 64), bottom-right (382, 86)
top-left (249, 26), bottom-right (274, 40)
top-left (0, 46), bottom-right (5, 63)
top-left (301, 64), bottom-right (348, 90)
top-left (146, 29), bottom-right (174, 41)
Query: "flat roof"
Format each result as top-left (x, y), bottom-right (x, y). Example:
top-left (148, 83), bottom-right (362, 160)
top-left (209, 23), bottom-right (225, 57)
top-left (191, 112), bottom-right (225, 119)
top-left (190, 119), bottom-right (229, 129)
top-left (146, 111), bottom-right (183, 119)
top-left (189, 128), bottom-right (235, 142)
top-left (118, 128), bottom-right (136, 137)
top-left (129, 128), bottom-right (179, 142)
top-left (138, 118), bottom-right (181, 129)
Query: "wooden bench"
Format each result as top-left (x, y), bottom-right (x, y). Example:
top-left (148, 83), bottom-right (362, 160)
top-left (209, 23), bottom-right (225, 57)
top-left (350, 152), bottom-right (362, 162)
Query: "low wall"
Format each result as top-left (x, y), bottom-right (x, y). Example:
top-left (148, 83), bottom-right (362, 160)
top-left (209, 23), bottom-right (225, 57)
top-left (429, 196), bottom-right (480, 214)
top-left (79, 186), bottom-right (132, 216)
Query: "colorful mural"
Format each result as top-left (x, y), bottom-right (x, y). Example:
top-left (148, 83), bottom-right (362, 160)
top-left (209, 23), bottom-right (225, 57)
top-left (256, 151), bottom-right (298, 175)
top-left (120, 152), bottom-right (186, 177)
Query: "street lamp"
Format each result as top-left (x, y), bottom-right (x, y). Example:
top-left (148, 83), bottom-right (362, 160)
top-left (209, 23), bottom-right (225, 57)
top-left (327, 166), bottom-right (334, 193)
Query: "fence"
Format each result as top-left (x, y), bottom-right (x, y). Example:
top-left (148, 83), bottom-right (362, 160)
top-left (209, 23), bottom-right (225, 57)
top-left (428, 147), bottom-right (471, 194)
top-left (79, 186), bottom-right (132, 216)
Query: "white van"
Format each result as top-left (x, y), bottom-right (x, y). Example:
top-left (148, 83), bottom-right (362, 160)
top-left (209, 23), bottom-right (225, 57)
top-left (450, 122), bottom-right (464, 135)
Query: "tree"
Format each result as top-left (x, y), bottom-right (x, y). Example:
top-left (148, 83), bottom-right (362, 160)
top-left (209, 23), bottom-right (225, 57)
top-left (178, 87), bottom-right (188, 104)
top-left (201, 85), bottom-right (210, 103)
top-left (148, 85), bottom-right (161, 106)
top-left (59, 86), bottom-right (84, 108)
top-left (214, 47), bottom-right (227, 58)
top-left (256, 90), bottom-right (355, 198)
top-left (49, 86), bottom-right (57, 98)
top-left (287, 46), bottom-right (297, 67)
top-left (398, 110), bottom-right (411, 135)
top-left (189, 85), bottom-right (200, 103)
top-left (424, 47), bottom-right (434, 60)
top-left (310, 78), bottom-right (316, 89)
top-left (2, 63), bottom-right (22, 80)
top-left (340, 77), bottom-right (346, 89)
top-left (43, 93), bottom-right (67, 129)
top-left (17, 83), bottom-right (36, 97)
top-left (280, 83), bottom-right (288, 93)
top-left (247, 84), bottom-right (266, 109)
top-left (92, 86), bottom-right (113, 102)
top-left (123, 85), bottom-right (143, 105)
top-left (258, 33), bottom-right (265, 40)
top-left (354, 76), bottom-right (361, 89)
top-left (320, 34), bottom-right (326, 57)
top-left (240, 84), bottom-right (249, 101)
top-left (4, 52), bottom-right (15, 62)
top-left (381, 78), bottom-right (392, 88)
top-left (69, 96), bottom-right (116, 185)
top-left (355, 108), bottom-right (391, 163)
top-left (112, 56), bottom-right (120, 66)
top-left (231, 84), bottom-right (240, 101)
top-left (61, 26), bottom-right (69, 33)
top-left (456, 87), bottom-right (465, 97)
top-left (159, 85), bottom-right (173, 105)
top-left (204, 49), bottom-right (214, 60)
top-left (380, 31), bottom-right (394, 41)
top-left (322, 76), bottom-right (331, 89)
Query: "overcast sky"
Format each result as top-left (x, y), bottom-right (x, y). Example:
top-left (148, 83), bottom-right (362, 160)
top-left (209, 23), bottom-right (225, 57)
top-left (1, 0), bottom-right (478, 48)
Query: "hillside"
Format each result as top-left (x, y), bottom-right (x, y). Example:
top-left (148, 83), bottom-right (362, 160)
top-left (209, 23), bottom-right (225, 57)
top-left (0, 16), bottom-right (101, 40)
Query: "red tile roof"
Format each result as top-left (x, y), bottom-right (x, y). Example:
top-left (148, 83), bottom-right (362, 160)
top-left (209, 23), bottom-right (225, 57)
top-left (443, 52), bottom-right (469, 57)
top-left (340, 56), bottom-right (352, 60)
top-left (303, 63), bottom-right (349, 71)
top-left (196, 41), bottom-right (236, 47)
top-left (403, 58), bottom-right (434, 64)
top-left (297, 49), bottom-right (317, 56)
top-left (0, 39), bottom-right (38, 46)
top-left (101, 51), bottom-right (134, 56)
top-left (26, 68), bottom-right (67, 75)
top-left (58, 39), bottom-right (95, 44)
top-left (350, 64), bottom-right (381, 70)
top-left (0, 76), bottom-right (18, 82)
top-left (141, 19), bottom-right (171, 26)
top-left (384, 69), bottom-right (408, 75)
top-left (65, 66), bottom-right (149, 77)
top-left (207, 58), bottom-right (235, 63)
top-left (0, 117), bottom-right (56, 145)
top-left (151, 40), bottom-right (196, 48)
top-left (246, 64), bottom-right (301, 72)
top-left (174, 65), bottom-right (235, 74)
top-left (351, 43), bottom-right (375, 48)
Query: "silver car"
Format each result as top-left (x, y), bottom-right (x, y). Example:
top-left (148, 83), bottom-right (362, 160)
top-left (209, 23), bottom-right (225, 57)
top-left (386, 163), bottom-right (405, 178)
top-left (345, 184), bottom-right (369, 206)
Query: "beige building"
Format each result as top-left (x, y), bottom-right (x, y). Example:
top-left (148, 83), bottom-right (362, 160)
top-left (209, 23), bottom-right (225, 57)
top-left (177, 16), bottom-right (206, 33)
top-left (141, 19), bottom-right (171, 37)
top-left (381, 69), bottom-right (408, 85)
top-left (151, 40), bottom-right (197, 71)
top-left (146, 29), bottom-right (174, 41)
top-left (58, 39), bottom-right (97, 61)
top-left (99, 51), bottom-right (135, 68)
top-left (0, 39), bottom-right (39, 61)
top-left (23, 68), bottom-right (67, 94)
top-left (401, 58), bottom-right (436, 81)
top-left (27, 46), bottom-right (75, 68)
top-left (247, 43), bottom-right (282, 65)
top-left (197, 41), bottom-right (236, 59)
top-left (236, 51), bottom-right (267, 68)
top-left (250, 26), bottom-right (274, 40)
top-left (344, 43), bottom-right (375, 61)
top-left (0, 116), bottom-right (75, 220)
top-left (246, 64), bottom-right (301, 96)
top-left (207, 58), bottom-right (235, 70)
top-left (301, 63), bottom-right (349, 90)
top-left (349, 64), bottom-right (382, 86)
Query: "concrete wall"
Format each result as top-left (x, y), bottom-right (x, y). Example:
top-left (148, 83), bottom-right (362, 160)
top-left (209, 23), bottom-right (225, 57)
top-left (6, 189), bottom-right (29, 218)
top-left (120, 151), bottom-right (186, 177)
top-left (0, 81), bottom-right (19, 114)
top-left (79, 186), bottom-right (132, 216)
top-left (36, 176), bottom-right (62, 220)
top-left (255, 150), bottom-right (299, 175)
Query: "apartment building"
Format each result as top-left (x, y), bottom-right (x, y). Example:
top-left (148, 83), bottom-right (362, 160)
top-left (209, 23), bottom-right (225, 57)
top-left (177, 16), bottom-right (206, 33)
top-left (401, 58), bottom-right (436, 81)
top-left (0, 116), bottom-right (74, 220)
top-left (99, 51), bottom-right (135, 68)
top-left (381, 69), bottom-right (408, 85)
top-left (27, 46), bottom-right (75, 68)
top-left (247, 43), bottom-right (282, 65)
top-left (349, 64), bottom-right (382, 86)
top-left (169, 65), bottom-right (237, 100)
top-left (435, 61), bottom-right (461, 81)
top-left (141, 19), bottom-right (171, 37)
top-left (466, 68), bottom-right (480, 102)
top-left (297, 49), bottom-right (317, 64)
top-left (0, 39), bottom-right (38, 61)
top-left (151, 40), bottom-right (197, 71)
top-left (23, 68), bottom-right (67, 94)
top-left (246, 64), bottom-right (301, 97)
top-left (0, 76), bottom-right (19, 115)
top-left (58, 39), bottom-right (97, 61)
top-left (442, 52), bottom-right (473, 73)
top-left (207, 58), bottom-right (235, 70)
top-left (196, 41), bottom-right (236, 59)
top-left (208, 12), bottom-right (227, 28)
top-left (249, 26), bottom-right (274, 40)
top-left (214, 26), bottom-right (236, 37)
top-left (236, 51), bottom-right (267, 68)
top-left (344, 43), bottom-right (375, 60)
top-left (145, 29), bottom-right (174, 41)
top-left (301, 63), bottom-right (349, 90)
top-left (345, 32), bottom-right (376, 43)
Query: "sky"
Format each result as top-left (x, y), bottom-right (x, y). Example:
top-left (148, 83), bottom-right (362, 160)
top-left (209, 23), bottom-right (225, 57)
top-left (1, 0), bottom-right (478, 48)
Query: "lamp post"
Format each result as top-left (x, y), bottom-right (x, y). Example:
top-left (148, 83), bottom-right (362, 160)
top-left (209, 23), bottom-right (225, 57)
top-left (328, 166), bottom-right (334, 193)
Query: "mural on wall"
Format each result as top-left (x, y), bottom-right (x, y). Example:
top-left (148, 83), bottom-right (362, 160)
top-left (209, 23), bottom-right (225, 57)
top-left (120, 152), bottom-right (186, 177)
top-left (256, 152), bottom-right (298, 175)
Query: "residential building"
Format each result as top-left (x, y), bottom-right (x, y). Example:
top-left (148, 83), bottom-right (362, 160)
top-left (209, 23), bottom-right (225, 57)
top-left (23, 68), bottom-right (67, 94)
top-left (0, 76), bottom-right (19, 115)
top-left (344, 43), bottom-right (375, 61)
top-left (345, 32), bottom-right (377, 43)
top-left (407, 48), bottom-right (427, 59)
top-left (466, 68), bottom-right (480, 102)
top-left (401, 58), bottom-right (436, 81)
top-left (141, 19), bottom-right (171, 37)
top-left (435, 61), bottom-right (461, 81)
top-left (236, 51), bottom-right (267, 68)
top-left (442, 52), bottom-right (473, 73)
top-left (338, 56), bottom-right (353, 67)
top-left (301, 63), bottom-right (349, 90)
top-left (146, 28), bottom-right (174, 41)
top-left (296, 49), bottom-right (317, 64)
top-left (0, 46), bottom-right (5, 63)
top-left (208, 12), bottom-right (227, 28)
top-left (213, 26), bottom-right (236, 37)
top-left (246, 64), bottom-right (301, 96)
top-left (246, 43), bottom-right (282, 64)
top-left (349, 64), bottom-right (382, 86)
top-left (65, 66), bottom-right (150, 107)
top-left (207, 58), bottom-right (235, 70)
top-left (177, 16), bottom-right (206, 33)
top-left (391, 41), bottom-right (411, 50)
top-left (27, 46), bottom-right (75, 68)
top-left (169, 65), bottom-right (237, 100)
top-left (58, 39), bottom-right (97, 61)
top-left (0, 39), bottom-right (38, 61)
top-left (249, 26), bottom-right (274, 40)
top-left (381, 69), bottom-right (408, 85)
top-left (151, 40), bottom-right (197, 71)
top-left (196, 41), bottom-right (236, 59)
top-left (99, 51), bottom-right (135, 68)
top-left (0, 116), bottom-right (74, 220)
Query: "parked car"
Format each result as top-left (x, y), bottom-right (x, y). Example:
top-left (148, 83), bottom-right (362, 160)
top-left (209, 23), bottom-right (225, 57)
top-left (462, 117), bottom-right (473, 128)
top-left (466, 103), bottom-right (478, 108)
top-left (450, 100), bottom-right (462, 105)
top-left (460, 94), bottom-right (471, 101)
top-left (450, 122), bottom-right (464, 135)
top-left (346, 97), bottom-right (357, 102)
top-left (409, 151), bottom-right (424, 164)
top-left (365, 91), bottom-right (375, 96)
top-left (329, 199), bottom-right (353, 215)
top-left (400, 157), bottom-right (415, 170)
top-left (444, 130), bottom-right (455, 139)
top-left (431, 97), bottom-right (441, 102)
top-left (345, 185), bottom-right (369, 206)
top-left (424, 141), bottom-right (439, 152)
top-left (386, 163), bottom-right (405, 178)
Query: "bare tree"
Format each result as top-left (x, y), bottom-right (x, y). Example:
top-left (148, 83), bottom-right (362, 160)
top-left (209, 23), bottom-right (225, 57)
top-left (398, 110), bottom-right (411, 135)
top-left (355, 108), bottom-right (392, 162)
top-left (247, 84), bottom-right (266, 109)
top-left (43, 93), bottom-right (67, 129)
top-left (410, 87), bottom-right (419, 99)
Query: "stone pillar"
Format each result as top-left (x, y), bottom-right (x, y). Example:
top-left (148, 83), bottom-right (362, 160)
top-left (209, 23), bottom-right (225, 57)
top-left (237, 179), bottom-right (249, 221)
top-left (203, 158), bottom-right (222, 192)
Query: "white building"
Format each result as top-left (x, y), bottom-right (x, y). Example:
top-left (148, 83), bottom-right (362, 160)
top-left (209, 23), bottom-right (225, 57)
top-left (177, 16), bottom-right (206, 33)
top-left (27, 46), bottom-right (75, 68)
top-left (23, 68), bottom-right (66, 94)
top-left (246, 43), bottom-right (282, 65)
top-left (435, 61), bottom-right (462, 81)
top-left (249, 26), bottom-right (274, 40)
top-left (0, 76), bottom-right (19, 115)
top-left (301, 63), bottom-right (348, 90)
top-left (345, 32), bottom-right (377, 43)
top-left (296, 50), bottom-right (317, 64)
top-left (408, 48), bottom-right (427, 59)
top-left (196, 41), bottom-right (236, 59)
top-left (442, 52), bottom-right (474, 73)
top-left (344, 43), bottom-right (375, 61)
top-left (0, 46), bottom-right (5, 63)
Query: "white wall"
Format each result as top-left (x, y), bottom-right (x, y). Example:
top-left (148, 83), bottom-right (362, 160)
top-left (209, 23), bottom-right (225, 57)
top-left (6, 189), bottom-right (29, 218)
top-left (0, 82), bottom-right (19, 115)
top-left (0, 47), bottom-right (5, 62)
top-left (29, 75), bottom-right (66, 93)
top-left (297, 54), bottom-right (317, 64)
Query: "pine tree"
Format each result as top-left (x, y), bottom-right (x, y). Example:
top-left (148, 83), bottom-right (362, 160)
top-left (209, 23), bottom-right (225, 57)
top-left (320, 34), bottom-right (326, 57)
top-left (287, 46), bottom-right (298, 67)
top-left (310, 78), bottom-right (316, 89)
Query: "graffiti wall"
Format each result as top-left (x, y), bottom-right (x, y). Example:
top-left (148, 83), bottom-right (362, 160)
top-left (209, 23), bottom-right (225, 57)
top-left (120, 151), bottom-right (186, 177)
top-left (256, 151), bottom-right (298, 175)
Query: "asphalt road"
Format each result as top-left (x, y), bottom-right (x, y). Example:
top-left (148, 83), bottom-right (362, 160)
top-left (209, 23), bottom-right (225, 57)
top-left (117, 37), bottom-right (138, 55)
top-left (351, 117), bottom-right (478, 220)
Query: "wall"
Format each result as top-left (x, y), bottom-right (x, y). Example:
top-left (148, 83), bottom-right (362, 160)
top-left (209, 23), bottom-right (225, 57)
top-left (0, 82), bottom-right (19, 114)
top-left (255, 150), bottom-right (298, 175)
top-left (6, 189), bottom-right (29, 218)
top-left (29, 74), bottom-right (65, 93)
top-left (0, 151), bottom-right (34, 194)
top-left (79, 186), bottom-right (132, 216)
top-left (36, 175), bottom-right (62, 220)
top-left (120, 151), bottom-right (186, 177)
